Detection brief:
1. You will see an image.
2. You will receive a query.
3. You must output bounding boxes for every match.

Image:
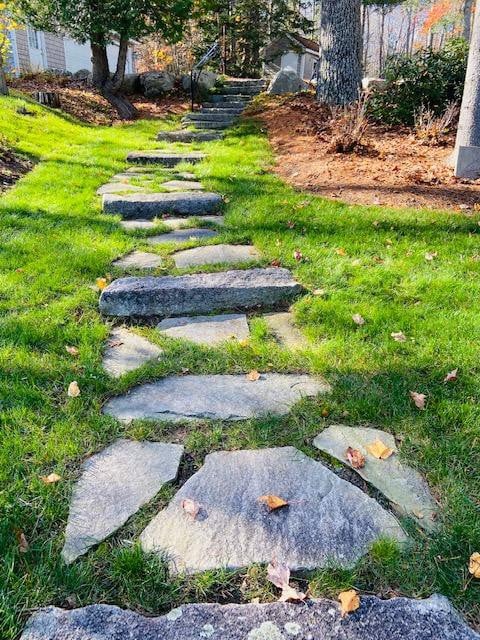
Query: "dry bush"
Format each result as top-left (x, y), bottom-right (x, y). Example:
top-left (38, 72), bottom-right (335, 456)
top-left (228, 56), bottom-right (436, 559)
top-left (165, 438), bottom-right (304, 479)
top-left (414, 102), bottom-right (459, 146)
top-left (327, 97), bottom-right (370, 154)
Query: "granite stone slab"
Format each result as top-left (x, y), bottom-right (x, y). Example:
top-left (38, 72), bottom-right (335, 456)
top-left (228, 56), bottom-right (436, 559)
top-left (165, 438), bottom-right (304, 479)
top-left (148, 228), bottom-right (218, 245)
top-left (112, 251), bottom-right (163, 269)
top-left (99, 268), bottom-right (303, 317)
top-left (103, 374), bottom-right (330, 423)
top-left (102, 327), bottom-right (163, 378)
top-left (127, 151), bottom-right (206, 166)
top-left (264, 312), bottom-right (308, 349)
top-left (313, 425), bottom-right (438, 530)
top-left (140, 447), bottom-right (405, 573)
top-left (173, 244), bottom-right (261, 268)
top-left (103, 192), bottom-right (223, 219)
top-left (21, 595), bottom-right (480, 640)
top-left (161, 180), bottom-right (204, 191)
top-left (158, 216), bottom-right (224, 230)
top-left (61, 439), bottom-right (183, 563)
top-left (157, 314), bottom-right (249, 346)
top-left (97, 183), bottom-right (144, 195)
top-left (120, 219), bottom-right (156, 230)
top-left (156, 130), bottom-right (223, 142)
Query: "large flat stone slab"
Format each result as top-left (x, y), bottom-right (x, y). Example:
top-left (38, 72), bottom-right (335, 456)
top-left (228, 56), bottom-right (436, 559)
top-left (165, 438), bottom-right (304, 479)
top-left (103, 374), bottom-right (329, 423)
top-left (156, 130), bottom-right (223, 142)
top-left (313, 425), bottom-right (438, 530)
top-left (140, 447), bottom-right (405, 573)
top-left (20, 595), bottom-right (480, 640)
top-left (157, 314), bottom-right (249, 346)
top-left (120, 219), bottom-right (156, 230)
top-left (97, 183), bottom-right (144, 195)
top-left (264, 312), bottom-right (308, 349)
top-left (148, 228), bottom-right (218, 245)
top-left (127, 151), bottom-right (206, 167)
top-left (161, 180), bottom-right (204, 191)
top-left (173, 244), bottom-right (260, 268)
top-left (61, 439), bottom-right (183, 563)
top-left (102, 327), bottom-right (163, 378)
top-left (99, 268), bottom-right (303, 317)
top-left (158, 216), bottom-right (224, 230)
top-left (103, 192), bottom-right (223, 219)
top-left (112, 251), bottom-right (162, 269)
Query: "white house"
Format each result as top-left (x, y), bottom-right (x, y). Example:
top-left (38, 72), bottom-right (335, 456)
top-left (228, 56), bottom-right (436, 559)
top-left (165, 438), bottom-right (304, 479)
top-left (260, 33), bottom-right (319, 81)
top-left (7, 27), bottom-right (136, 75)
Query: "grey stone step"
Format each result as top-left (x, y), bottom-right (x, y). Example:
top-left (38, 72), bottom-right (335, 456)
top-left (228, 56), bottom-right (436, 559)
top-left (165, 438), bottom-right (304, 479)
top-left (157, 313), bottom-right (249, 346)
top-left (183, 113), bottom-right (237, 123)
top-left (156, 130), bottom-right (222, 142)
top-left (161, 180), bottom-right (204, 191)
top-left (199, 107), bottom-right (244, 115)
top-left (140, 447), bottom-right (404, 573)
top-left (224, 78), bottom-right (266, 86)
top-left (102, 327), bottom-right (163, 377)
top-left (102, 192), bottom-right (223, 219)
top-left (183, 121), bottom-right (232, 130)
top-left (112, 250), bottom-right (163, 270)
top-left (202, 101), bottom-right (246, 110)
top-left (99, 267), bottom-right (303, 317)
top-left (103, 376), bottom-right (329, 423)
top-left (173, 244), bottom-right (260, 268)
top-left (97, 183), bottom-right (144, 195)
top-left (61, 439), bottom-right (183, 564)
top-left (313, 425), bottom-right (439, 531)
top-left (20, 595), bottom-right (480, 640)
top-left (148, 228), bottom-right (218, 245)
top-left (264, 312), bottom-right (308, 350)
top-left (209, 94), bottom-right (251, 103)
top-left (215, 86), bottom-right (262, 95)
top-left (158, 216), bottom-right (224, 230)
top-left (127, 151), bottom-right (206, 167)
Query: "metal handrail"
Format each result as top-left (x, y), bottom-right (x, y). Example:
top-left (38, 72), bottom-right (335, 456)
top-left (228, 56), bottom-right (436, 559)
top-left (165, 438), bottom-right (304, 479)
top-left (190, 41), bottom-right (220, 111)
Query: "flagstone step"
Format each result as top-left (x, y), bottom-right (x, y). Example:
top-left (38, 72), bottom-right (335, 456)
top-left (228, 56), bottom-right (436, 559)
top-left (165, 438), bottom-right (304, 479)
top-left (183, 113), bottom-right (238, 123)
top-left (102, 327), bottom-right (163, 377)
top-left (182, 120), bottom-right (234, 130)
top-left (112, 251), bottom-right (163, 269)
top-left (173, 244), bottom-right (260, 268)
top-left (148, 228), bottom-right (218, 245)
top-left (224, 78), bottom-right (266, 87)
top-left (157, 216), bottom-right (224, 230)
top-left (102, 192), bottom-right (223, 219)
top-left (61, 439), bottom-right (183, 564)
top-left (264, 311), bottom-right (308, 350)
top-left (97, 183), bottom-right (144, 195)
top-left (210, 94), bottom-right (251, 103)
top-left (103, 375), bottom-right (329, 423)
top-left (127, 151), bottom-right (206, 166)
top-left (99, 268), bottom-right (303, 317)
top-left (139, 447), bottom-right (404, 573)
top-left (157, 313), bottom-right (249, 346)
top-left (120, 219), bottom-right (156, 230)
top-left (156, 130), bottom-right (223, 142)
top-left (313, 424), bottom-right (439, 530)
top-left (199, 107), bottom-right (244, 115)
top-left (161, 180), bottom-right (203, 191)
top-left (202, 101), bottom-right (246, 109)
top-left (20, 595), bottom-right (480, 640)
top-left (215, 86), bottom-right (263, 95)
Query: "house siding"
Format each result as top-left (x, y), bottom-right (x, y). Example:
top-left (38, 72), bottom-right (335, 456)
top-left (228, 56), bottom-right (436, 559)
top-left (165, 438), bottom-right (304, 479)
top-left (15, 29), bottom-right (31, 71)
top-left (44, 32), bottom-right (66, 70)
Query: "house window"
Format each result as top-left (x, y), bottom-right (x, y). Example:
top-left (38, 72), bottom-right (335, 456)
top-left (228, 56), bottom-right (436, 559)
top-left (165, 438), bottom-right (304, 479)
top-left (27, 27), bottom-right (40, 49)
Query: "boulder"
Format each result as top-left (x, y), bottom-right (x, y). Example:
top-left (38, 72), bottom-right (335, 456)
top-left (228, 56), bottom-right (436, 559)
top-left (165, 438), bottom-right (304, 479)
top-left (72, 68), bottom-right (91, 82)
top-left (121, 73), bottom-right (141, 94)
top-left (140, 71), bottom-right (175, 98)
top-left (362, 77), bottom-right (388, 92)
top-left (182, 70), bottom-right (218, 92)
top-left (267, 68), bottom-right (308, 95)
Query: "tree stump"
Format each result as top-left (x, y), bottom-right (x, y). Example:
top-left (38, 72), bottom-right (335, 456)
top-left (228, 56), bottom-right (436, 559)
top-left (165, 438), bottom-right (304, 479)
top-left (35, 92), bottom-right (61, 108)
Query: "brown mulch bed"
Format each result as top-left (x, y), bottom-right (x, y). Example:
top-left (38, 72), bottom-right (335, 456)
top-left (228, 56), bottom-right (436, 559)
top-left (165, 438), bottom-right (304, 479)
top-left (8, 74), bottom-right (189, 125)
top-left (248, 93), bottom-right (480, 212)
top-left (0, 144), bottom-right (33, 193)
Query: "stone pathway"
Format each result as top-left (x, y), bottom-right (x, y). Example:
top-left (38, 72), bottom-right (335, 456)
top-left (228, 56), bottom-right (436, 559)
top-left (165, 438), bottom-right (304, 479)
top-left (112, 250), bottom-right (163, 269)
top-left (172, 243), bottom-right (260, 268)
top-left (148, 228), bottom-right (218, 245)
top-left (264, 312), bottom-right (308, 350)
top-left (157, 313), bottom-right (249, 346)
top-left (102, 327), bottom-right (163, 377)
top-left (127, 151), bottom-right (206, 166)
top-left (103, 192), bottom-right (223, 218)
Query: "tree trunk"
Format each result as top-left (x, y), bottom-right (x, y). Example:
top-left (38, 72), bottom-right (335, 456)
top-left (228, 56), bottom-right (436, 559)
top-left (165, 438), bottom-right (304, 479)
top-left (317, 0), bottom-right (362, 104)
top-left (90, 37), bottom-right (137, 120)
top-left (454, 1), bottom-right (480, 176)
top-left (0, 52), bottom-right (8, 96)
top-left (463, 0), bottom-right (474, 42)
top-left (363, 5), bottom-right (370, 72)
top-left (379, 8), bottom-right (386, 75)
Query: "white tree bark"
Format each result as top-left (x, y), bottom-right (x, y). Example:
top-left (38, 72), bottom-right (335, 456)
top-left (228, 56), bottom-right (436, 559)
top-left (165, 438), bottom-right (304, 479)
top-left (316, 0), bottom-right (362, 104)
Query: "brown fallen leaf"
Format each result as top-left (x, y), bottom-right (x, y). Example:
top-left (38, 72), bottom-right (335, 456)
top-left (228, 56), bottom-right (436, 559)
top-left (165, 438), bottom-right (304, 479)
top-left (391, 331), bottom-right (407, 342)
top-left (96, 277), bottom-right (107, 291)
top-left (246, 370), bottom-right (261, 381)
top-left (279, 583), bottom-right (307, 603)
top-left (335, 247), bottom-right (347, 256)
top-left (293, 250), bottom-right (303, 262)
top-left (469, 552), bottom-right (480, 578)
top-left (270, 259), bottom-right (281, 267)
top-left (425, 251), bottom-right (438, 261)
top-left (444, 368), bottom-right (458, 383)
top-left (366, 439), bottom-right (394, 460)
top-left (67, 381), bottom-right (81, 398)
top-left (181, 499), bottom-right (200, 520)
top-left (338, 589), bottom-right (360, 617)
top-left (65, 346), bottom-right (79, 356)
top-left (267, 560), bottom-right (306, 602)
top-left (346, 447), bottom-right (366, 469)
top-left (41, 473), bottom-right (62, 485)
top-left (258, 495), bottom-right (289, 511)
top-left (352, 314), bottom-right (365, 326)
top-left (16, 530), bottom-right (29, 553)
top-left (410, 391), bottom-right (426, 410)
top-left (312, 288), bottom-right (326, 296)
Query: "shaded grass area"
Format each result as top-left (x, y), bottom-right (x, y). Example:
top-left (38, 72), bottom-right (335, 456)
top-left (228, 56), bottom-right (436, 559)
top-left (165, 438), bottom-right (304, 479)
top-left (0, 95), bottom-right (479, 639)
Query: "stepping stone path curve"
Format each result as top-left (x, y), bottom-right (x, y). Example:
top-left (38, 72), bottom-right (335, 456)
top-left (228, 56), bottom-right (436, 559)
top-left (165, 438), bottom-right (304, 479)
top-left (102, 327), bottom-right (163, 378)
top-left (148, 228), bottom-right (218, 245)
top-left (157, 313), bottom-right (249, 346)
top-left (103, 192), bottom-right (223, 219)
top-left (112, 250), bottom-right (162, 269)
top-left (172, 243), bottom-right (260, 268)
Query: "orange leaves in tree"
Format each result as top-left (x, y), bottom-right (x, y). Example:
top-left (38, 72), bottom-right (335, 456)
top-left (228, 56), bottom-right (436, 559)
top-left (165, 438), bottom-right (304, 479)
top-left (258, 495), bottom-right (289, 511)
top-left (267, 560), bottom-right (306, 602)
top-left (422, 0), bottom-right (452, 35)
top-left (469, 552), bottom-right (480, 578)
top-left (338, 589), bottom-right (360, 617)
top-left (346, 447), bottom-right (365, 469)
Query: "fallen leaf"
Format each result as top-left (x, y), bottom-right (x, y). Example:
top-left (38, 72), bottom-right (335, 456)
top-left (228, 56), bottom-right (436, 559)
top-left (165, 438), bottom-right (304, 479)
top-left (267, 560), bottom-right (306, 602)
top-left (425, 251), bottom-right (438, 261)
top-left (16, 530), bottom-right (29, 553)
top-left (65, 346), bottom-right (79, 356)
top-left (279, 583), bottom-right (307, 602)
top-left (346, 447), bottom-right (366, 469)
top-left (107, 340), bottom-right (124, 348)
top-left (41, 473), bottom-right (62, 484)
top-left (366, 439), bottom-right (394, 460)
top-left (410, 391), bottom-right (426, 410)
top-left (469, 552), bottom-right (480, 578)
top-left (338, 590), bottom-right (360, 617)
top-left (96, 277), bottom-right (107, 290)
top-left (270, 259), bottom-right (281, 267)
top-left (335, 247), bottom-right (346, 256)
top-left (352, 314), bottom-right (365, 326)
top-left (391, 331), bottom-right (407, 342)
top-left (181, 499), bottom-right (200, 520)
top-left (293, 250), bottom-right (303, 262)
top-left (67, 381), bottom-right (81, 398)
top-left (246, 370), bottom-right (261, 381)
top-left (258, 495), bottom-right (289, 511)
top-left (444, 368), bottom-right (458, 382)
top-left (312, 288), bottom-right (326, 296)
top-left (287, 220), bottom-right (296, 229)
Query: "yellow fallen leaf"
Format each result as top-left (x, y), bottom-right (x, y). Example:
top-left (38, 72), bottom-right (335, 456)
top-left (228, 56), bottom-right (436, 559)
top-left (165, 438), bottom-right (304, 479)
top-left (338, 589), bottom-right (360, 617)
top-left (335, 247), bottom-right (347, 256)
top-left (41, 473), bottom-right (62, 485)
top-left (246, 370), bottom-right (261, 381)
top-left (96, 277), bottom-right (107, 290)
top-left (67, 381), bottom-right (81, 398)
top-left (366, 439), bottom-right (394, 460)
top-left (469, 552), bottom-right (480, 578)
top-left (258, 495), bottom-right (289, 511)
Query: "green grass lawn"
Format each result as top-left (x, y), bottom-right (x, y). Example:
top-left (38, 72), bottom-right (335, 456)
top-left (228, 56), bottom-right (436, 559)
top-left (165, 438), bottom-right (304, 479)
top-left (1, 93), bottom-right (479, 639)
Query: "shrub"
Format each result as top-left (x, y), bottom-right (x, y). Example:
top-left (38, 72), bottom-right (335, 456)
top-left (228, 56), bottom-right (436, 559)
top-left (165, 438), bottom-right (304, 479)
top-left (367, 38), bottom-right (468, 125)
top-left (414, 102), bottom-right (459, 145)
